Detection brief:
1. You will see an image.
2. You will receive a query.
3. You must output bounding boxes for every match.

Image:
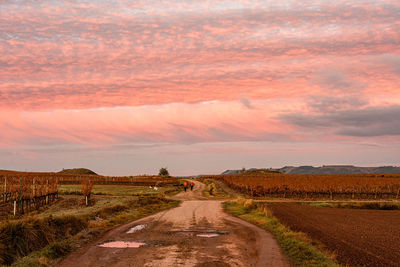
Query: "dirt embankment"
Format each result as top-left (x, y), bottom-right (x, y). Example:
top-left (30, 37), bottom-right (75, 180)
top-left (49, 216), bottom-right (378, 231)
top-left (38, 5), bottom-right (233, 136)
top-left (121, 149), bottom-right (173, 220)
top-left (268, 203), bottom-right (400, 267)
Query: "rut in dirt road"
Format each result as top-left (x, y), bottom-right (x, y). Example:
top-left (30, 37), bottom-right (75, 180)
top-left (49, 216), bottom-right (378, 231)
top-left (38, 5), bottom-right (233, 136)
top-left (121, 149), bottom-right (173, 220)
top-left (59, 180), bottom-right (288, 267)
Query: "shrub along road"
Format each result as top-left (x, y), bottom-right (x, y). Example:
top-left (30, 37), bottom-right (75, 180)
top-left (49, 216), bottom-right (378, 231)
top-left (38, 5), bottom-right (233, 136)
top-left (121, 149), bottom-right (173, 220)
top-left (59, 180), bottom-right (289, 267)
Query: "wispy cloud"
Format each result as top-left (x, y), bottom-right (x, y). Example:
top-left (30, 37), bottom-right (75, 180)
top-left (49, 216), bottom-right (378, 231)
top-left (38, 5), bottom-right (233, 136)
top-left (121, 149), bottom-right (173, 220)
top-left (0, 100), bottom-right (294, 148)
top-left (1, 1), bottom-right (400, 110)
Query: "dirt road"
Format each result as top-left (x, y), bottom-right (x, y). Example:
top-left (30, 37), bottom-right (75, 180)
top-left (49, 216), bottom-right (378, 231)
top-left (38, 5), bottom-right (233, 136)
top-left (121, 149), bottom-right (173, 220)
top-left (59, 181), bottom-right (288, 267)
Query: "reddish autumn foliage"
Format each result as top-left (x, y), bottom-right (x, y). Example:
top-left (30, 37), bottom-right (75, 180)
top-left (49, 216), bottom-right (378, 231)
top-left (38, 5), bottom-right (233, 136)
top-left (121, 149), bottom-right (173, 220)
top-left (206, 173), bottom-right (400, 199)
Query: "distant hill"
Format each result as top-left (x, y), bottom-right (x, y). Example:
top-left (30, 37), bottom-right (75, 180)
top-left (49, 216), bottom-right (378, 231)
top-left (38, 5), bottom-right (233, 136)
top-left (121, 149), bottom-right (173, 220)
top-left (222, 165), bottom-right (400, 175)
top-left (58, 168), bottom-right (98, 175)
top-left (280, 165), bottom-right (400, 174)
top-left (222, 168), bottom-right (280, 175)
top-left (221, 170), bottom-right (242, 175)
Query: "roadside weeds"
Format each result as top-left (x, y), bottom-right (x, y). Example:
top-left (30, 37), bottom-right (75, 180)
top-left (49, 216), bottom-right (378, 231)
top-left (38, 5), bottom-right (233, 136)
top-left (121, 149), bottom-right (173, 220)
top-left (199, 178), bottom-right (235, 199)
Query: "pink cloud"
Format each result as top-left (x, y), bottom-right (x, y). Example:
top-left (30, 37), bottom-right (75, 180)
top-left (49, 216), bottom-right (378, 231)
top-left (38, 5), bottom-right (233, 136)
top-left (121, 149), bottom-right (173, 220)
top-left (0, 1), bottom-right (400, 110)
top-left (0, 101), bottom-right (296, 148)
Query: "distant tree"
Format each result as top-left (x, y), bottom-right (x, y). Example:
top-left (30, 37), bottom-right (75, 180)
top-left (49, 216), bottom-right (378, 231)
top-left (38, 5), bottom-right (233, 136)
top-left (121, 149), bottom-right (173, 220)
top-left (159, 167), bottom-right (169, 176)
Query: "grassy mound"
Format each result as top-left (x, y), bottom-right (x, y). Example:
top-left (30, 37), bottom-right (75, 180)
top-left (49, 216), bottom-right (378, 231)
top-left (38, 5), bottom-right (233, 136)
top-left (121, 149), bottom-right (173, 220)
top-left (58, 168), bottom-right (98, 175)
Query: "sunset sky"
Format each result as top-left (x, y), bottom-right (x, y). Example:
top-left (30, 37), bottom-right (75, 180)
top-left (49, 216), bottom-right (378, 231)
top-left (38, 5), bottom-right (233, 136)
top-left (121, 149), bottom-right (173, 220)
top-left (1, 0), bottom-right (400, 176)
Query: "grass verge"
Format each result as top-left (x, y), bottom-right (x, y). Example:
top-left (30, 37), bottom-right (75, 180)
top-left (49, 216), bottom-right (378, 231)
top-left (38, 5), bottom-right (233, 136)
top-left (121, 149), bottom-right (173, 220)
top-left (224, 198), bottom-right (342, 267)
top-left (199, 179), bottom-right (230, 199)
top-left (59, 184), bottom-right (181, 196)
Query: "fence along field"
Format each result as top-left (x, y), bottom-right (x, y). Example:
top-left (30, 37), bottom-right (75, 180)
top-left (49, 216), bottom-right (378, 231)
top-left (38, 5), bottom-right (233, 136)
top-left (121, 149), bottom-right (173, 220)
top-left (209, 173), bottom-right (400, 199)
top-left (0, 170), bottom-right (179, 215)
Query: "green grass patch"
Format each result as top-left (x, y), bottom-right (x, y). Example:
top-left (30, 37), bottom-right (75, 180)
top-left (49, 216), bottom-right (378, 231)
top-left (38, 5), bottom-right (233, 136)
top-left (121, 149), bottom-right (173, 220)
top-left (305, 202), bottom-right (334, 208)
top-left (38, 196), bottom-right (127, 219)
top-left (224, 199), bottom-right (342, 267)
top-left (59, 184), bottom-right (178, 196)
top-left (12, 239), bottom-right (75, 266)
top-left (96, 204), bottom-right (129, 219)
top-left (107, 197), bottom-right (178, 225)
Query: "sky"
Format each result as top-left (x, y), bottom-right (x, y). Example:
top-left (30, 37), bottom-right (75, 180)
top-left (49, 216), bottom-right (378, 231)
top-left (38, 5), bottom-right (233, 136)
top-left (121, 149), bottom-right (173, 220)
top-left (1, 0), bottom-right (400, 176)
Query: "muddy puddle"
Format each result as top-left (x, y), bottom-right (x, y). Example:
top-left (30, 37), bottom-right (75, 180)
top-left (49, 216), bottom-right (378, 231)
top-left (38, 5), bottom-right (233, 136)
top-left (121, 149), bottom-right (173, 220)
top-left (98, 241), bottom-right (146, 248)
top-left (175, 228), bottom-right (228, 238)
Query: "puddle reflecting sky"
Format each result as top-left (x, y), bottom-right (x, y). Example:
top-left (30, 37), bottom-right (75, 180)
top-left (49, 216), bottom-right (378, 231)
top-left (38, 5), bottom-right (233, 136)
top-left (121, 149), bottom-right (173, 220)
top-left (99, 241), bottom-right (146, 248)
top-left (197, 234), bottom-right (219, 238)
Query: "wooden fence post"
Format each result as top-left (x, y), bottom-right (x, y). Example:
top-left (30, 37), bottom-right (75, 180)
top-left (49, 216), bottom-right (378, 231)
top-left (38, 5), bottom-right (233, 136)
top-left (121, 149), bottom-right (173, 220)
top-left (19, 177), bottom-right (22, 214)
top-left (32, 178), bottom-right (35, 210)
top-left (3, 177), bottom-right (6, 203)
top-left (46, 179), bottom-right (49, 204)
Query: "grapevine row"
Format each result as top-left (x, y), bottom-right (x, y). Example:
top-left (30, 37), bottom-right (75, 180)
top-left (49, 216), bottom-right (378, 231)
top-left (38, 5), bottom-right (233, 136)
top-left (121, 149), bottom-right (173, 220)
top-left (0, 176), bottom-right (59, 214)
top-left (207, 173), bottom-right (400, 199)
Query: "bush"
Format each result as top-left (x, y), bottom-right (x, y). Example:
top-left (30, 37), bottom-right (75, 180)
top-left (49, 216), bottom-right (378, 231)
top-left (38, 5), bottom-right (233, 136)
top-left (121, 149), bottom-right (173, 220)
top-left (96, 205), bottom-right (128, 218)
top-left (0, 215), bottom-right (87, 265)
top-left (42, 240), bottom-right (73, 259)
top-left (158, 167), bottom-right (169, 176)
top-left (235, 197), bottom-right (256, 211)
top-left (137, 196), bottom-right (169, 206)
top-left (208, 183), bottom-right (217, 195)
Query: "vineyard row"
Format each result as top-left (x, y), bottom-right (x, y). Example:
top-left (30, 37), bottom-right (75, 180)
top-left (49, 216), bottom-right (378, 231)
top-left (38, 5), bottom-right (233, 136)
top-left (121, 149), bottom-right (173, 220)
top-left (207, 173), bottom-right (400, 199)
top-left (1, 176), bottom-right (59, 215)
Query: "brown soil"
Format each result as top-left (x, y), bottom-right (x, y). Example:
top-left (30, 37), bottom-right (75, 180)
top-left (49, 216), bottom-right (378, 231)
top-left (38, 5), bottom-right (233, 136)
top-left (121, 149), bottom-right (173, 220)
top-left (59, 181), bottom-right (288, 267)
top-left (268, 203), bottom-right (400, 267)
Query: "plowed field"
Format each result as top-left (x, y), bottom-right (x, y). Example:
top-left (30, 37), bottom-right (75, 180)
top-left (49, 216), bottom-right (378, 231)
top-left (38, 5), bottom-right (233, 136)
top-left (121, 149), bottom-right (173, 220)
top-left (267, 203), bottom-right (400, 267)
